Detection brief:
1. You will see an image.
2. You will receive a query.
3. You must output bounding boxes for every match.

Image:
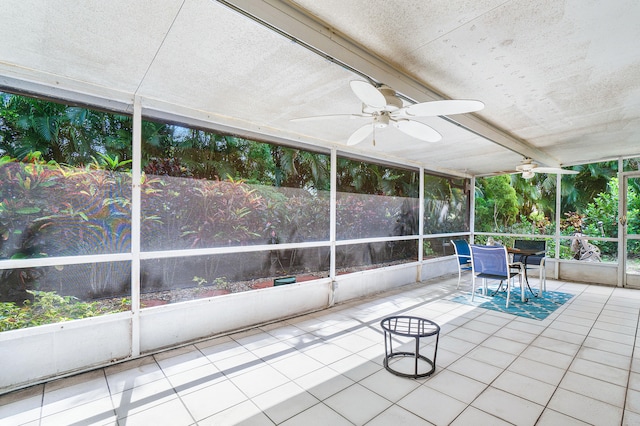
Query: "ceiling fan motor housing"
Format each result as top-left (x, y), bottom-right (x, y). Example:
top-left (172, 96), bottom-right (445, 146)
top-left (362, 86), bottom-right (403, 113)
top-left (378, 86), bottom-right (403, 111)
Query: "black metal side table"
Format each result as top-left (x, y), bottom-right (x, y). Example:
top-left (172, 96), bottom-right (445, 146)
top-left (380, 316), bottom-right (440, 378)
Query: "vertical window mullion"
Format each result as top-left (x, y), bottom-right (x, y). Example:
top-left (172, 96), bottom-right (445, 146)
top-left (418, 167), bottom-right (424, 268)
top-left (329, 148), bottom-right (337, 304)
top-left (554, 173), bottom-right (561, 280)
top-left (131, 97), bottom-right (142, 356)
top-left (470, 176), bottom-right (476, 244)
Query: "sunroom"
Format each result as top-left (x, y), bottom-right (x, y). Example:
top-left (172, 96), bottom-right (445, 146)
top-left (1, 0), bottom-right (640, 400)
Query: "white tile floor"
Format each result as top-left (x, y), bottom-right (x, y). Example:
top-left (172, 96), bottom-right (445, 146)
top-left (2, 276), bottom-right (640, 425)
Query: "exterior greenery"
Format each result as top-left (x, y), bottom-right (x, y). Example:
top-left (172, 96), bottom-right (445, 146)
top-left (0, 92), bottom-right (430, 330)
top-left (475, 161), bottom-right (640, 261)
top-left (1, 291), bottom-right (130, 332)
top-left (1, 90), bottom-right (638, 331)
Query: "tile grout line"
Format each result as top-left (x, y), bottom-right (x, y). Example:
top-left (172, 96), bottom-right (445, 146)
top-left (435, 294), bottom-right (527, 424)
top-left (152, 351), bottom-right (199, 426)
top-left (536, 285), bottom-right (626, 424)
top-left (530, 283), bottom-right (599, 424)
top-left (15, 279), bottom-right (640, 425)
top-left (447, 282), bottom-right (589, 424)
top-left (620, 302), bottom-right (640, 425)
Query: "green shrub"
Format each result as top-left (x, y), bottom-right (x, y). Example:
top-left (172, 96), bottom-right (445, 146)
top-left (0, 291), bottom-right (130, 331)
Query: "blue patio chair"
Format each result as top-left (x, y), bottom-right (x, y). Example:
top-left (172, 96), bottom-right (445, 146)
top-left (470, 244), bottom-right (523, 308)
top-left (513, 239), bottom-right (546, 296)
top-left (451, 239), bottom-right (472, 289)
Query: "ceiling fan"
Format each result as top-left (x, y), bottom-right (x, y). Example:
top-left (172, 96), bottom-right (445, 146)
top-left (512, 158), bottom-right (579, 179)
top-left (292, 80), bottom-right (484, 146)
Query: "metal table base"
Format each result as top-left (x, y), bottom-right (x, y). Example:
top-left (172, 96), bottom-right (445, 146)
top-left (380, 316), bottom-right (440, 378)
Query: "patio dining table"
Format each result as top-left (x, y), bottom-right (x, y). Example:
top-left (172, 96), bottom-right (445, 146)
top-left (507, 247), bottom-right (545, 297)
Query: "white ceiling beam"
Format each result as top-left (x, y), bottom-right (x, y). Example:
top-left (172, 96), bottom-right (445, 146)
top-left (0, 65), bottom-right (133, 113)
top-left (218, 0), bottom-right (563, 168)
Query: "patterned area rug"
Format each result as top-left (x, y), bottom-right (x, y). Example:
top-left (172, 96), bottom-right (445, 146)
top-left (451, 288), bottom-right (574, 320)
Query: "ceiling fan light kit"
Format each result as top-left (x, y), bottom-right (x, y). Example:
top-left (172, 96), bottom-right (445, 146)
top-left (373, 114), bottom-right (389, 128)
top-left (293, 80), bottom-right (485, 146)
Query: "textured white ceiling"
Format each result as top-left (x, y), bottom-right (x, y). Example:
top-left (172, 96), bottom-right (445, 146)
top-left (1, 0), bottom-right (639, 176)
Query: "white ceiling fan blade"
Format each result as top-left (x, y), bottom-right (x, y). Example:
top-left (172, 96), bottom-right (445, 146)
top-left (291, 113), bottom-right (370, 122)
top-left (346, 124), bottom-right (373, 146)
top-left (349, 81), bottom-right (387, 109)
top-left (392, 119), bottom-right (442, 142)
top-left (534, 167), bottom-right (579, 175)
top-left (404, 100), bottom-right (485, 117)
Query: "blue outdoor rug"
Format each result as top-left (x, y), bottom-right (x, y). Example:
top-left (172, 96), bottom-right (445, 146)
top-left (451, 288), bottom-right (574, 320)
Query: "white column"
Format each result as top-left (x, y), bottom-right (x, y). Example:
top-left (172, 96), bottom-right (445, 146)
top-left (554, 174), bottom-right (561, 280)
top-left (329, 148), bottom-right (337, 305)
top-left (617, 157), bottom-right (624, 287)
top-left (470, 176), bottom-right (476, 244)
top-left (417, 167), bottom-right (424, 281)
top-left (131, 96), bottom-right (142, 356)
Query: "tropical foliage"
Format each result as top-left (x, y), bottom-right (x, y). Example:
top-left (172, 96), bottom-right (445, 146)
top-left (475, 175), bottom-right (519, 232)
top-left (0, 291), bottom-right (130, 332)
top-left (2, 89), bottom-right (638, 331)
top-left (579, 178), bottom-right (639, 258)
top-left (423, 175), bottom-right (468, 234)
top-left (0, 91), bottom-right (430, 329)
top-left (475, 160), bottom-right (640, 260)
top-left (0, 92), bottom-right (132, 164)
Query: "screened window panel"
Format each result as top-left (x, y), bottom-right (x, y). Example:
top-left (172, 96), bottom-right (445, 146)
top-left (335, 240), bottom-right (417, 273)
top-left (140, 121), bottom-right (330, 251)
top-left (424, 175), bottom-right (469, 235)
top-left (141, 247), bottom-right (329, 305)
